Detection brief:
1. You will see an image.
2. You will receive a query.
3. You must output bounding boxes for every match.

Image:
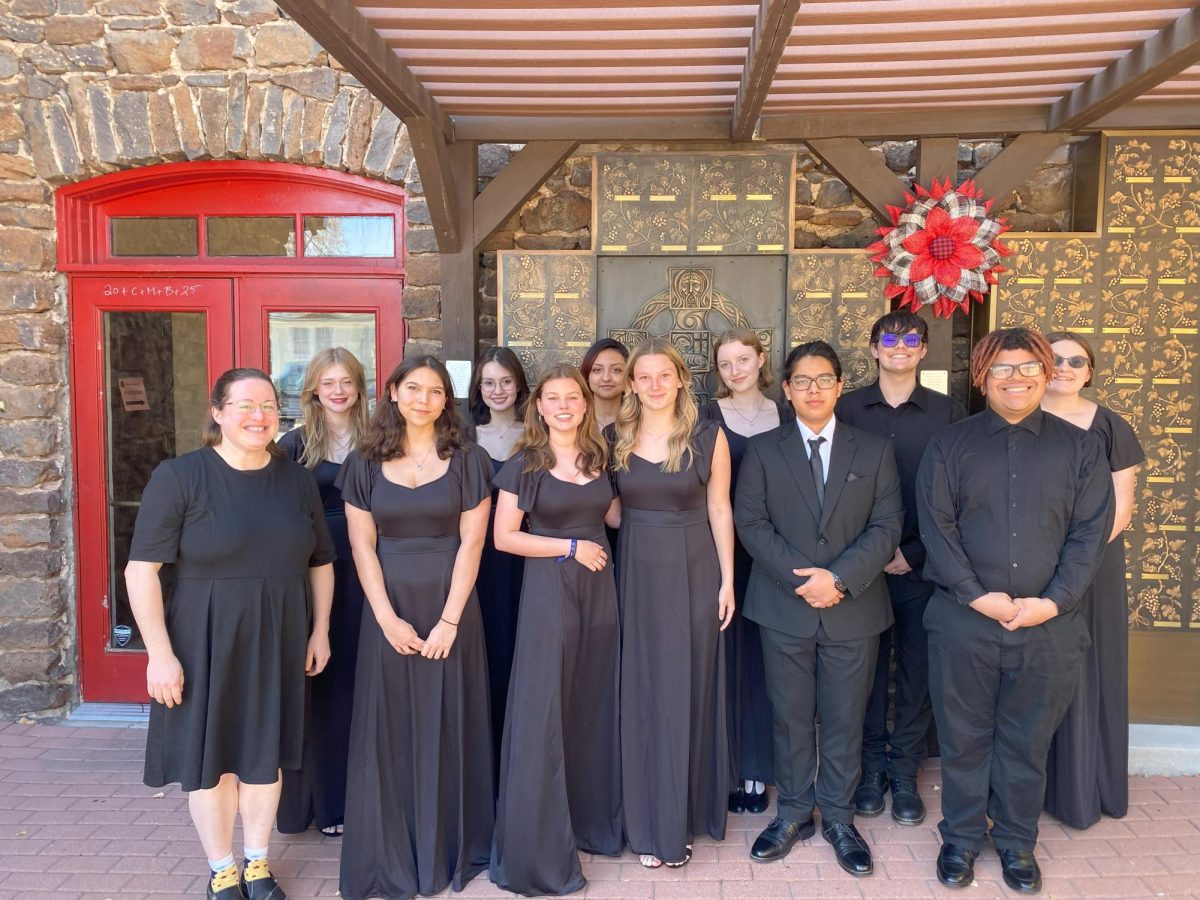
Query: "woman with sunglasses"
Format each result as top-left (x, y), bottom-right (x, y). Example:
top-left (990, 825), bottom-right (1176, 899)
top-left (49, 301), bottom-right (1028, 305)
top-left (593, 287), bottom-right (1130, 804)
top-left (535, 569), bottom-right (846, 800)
top-left (126, 368), bottom-right (335, 900)
top-left (467, 346), bottom-right (530, 779)
top-left (1040, 331), bottom-right (1144, 830)
top-left (612, 338), bottom-right (735, 869)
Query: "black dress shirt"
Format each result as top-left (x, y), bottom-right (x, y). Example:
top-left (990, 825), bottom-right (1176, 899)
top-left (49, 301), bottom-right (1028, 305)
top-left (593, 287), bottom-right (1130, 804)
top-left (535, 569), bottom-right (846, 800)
top-left (836, 382), bottom-right (967, 577)
top-left (915, 408), bottom-right (1113, 615)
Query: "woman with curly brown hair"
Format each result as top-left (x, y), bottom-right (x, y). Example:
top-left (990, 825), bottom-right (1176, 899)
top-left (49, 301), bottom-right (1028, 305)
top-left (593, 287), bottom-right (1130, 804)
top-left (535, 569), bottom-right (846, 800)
top-left (612, 338), bottom-right (735, 869)
top-left (336, 355), bottom-right (494, 900)
top-left (490, 364), bottom-right (622, 896)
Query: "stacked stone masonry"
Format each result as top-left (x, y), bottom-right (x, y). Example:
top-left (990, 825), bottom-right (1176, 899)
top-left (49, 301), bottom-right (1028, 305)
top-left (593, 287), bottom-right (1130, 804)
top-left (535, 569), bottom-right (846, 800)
top-left (0, 0), bottom-right (1078, 718)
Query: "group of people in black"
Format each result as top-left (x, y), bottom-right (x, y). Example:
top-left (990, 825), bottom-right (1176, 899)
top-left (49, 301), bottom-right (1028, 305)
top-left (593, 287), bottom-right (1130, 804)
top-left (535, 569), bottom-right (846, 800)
top-left (127, 310), bottom-right (1141, 900)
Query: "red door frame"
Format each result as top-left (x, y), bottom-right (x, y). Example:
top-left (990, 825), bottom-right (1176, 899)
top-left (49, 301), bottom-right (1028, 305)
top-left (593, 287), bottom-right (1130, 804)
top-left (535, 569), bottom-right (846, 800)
top-left (60, 162), bottom-right (407, 701)
top-left (70, 277), bottom-right (236, 701)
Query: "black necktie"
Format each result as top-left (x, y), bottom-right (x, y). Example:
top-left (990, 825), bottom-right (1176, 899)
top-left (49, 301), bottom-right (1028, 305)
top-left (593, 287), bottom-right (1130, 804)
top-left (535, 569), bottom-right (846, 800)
top-left (808, 436), bottom-right (826, 509)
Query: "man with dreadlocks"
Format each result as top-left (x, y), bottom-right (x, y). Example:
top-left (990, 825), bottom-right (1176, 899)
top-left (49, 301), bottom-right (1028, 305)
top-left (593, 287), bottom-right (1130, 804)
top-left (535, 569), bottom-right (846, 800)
top-left (916, 327), bottom-right (1113, 895)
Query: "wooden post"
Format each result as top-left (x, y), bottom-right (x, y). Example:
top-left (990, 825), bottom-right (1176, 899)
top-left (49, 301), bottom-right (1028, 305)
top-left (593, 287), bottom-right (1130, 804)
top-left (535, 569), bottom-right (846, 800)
top-left (439, 141), bottom-right (479, 366)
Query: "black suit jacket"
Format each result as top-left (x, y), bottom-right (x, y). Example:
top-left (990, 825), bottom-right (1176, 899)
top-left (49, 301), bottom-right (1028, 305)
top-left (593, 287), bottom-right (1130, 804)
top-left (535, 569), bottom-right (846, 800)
top-left (734, 419), bottom-right (903, 641)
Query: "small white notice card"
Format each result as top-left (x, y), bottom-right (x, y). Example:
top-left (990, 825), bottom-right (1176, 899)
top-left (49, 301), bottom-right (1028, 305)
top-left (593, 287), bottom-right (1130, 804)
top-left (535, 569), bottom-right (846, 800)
top-left (920, 369), bottom-right (950, 395)
top-left (446, 360), bottom-right (472, 399)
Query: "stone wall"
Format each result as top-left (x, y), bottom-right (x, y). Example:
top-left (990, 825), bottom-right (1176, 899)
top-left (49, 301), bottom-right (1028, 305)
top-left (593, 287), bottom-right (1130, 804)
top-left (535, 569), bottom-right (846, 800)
top-left (0, 0), bottom-right (412, 719)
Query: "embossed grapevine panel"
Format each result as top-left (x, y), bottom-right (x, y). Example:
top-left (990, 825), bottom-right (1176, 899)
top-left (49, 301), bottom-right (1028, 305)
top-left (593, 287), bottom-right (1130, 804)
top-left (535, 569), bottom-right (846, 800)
top-left (497, 252), bottom-right (597, 383)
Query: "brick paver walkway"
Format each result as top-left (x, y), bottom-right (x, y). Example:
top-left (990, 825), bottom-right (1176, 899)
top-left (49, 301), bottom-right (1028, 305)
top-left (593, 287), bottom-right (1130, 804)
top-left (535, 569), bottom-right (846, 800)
top-left (2, 721), bottom-right (1197, 899)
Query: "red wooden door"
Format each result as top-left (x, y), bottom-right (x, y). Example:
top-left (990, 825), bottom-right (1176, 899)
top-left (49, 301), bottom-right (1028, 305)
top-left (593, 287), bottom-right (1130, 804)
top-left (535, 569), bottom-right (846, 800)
top-left (70, 276), bottom-right (235, 701)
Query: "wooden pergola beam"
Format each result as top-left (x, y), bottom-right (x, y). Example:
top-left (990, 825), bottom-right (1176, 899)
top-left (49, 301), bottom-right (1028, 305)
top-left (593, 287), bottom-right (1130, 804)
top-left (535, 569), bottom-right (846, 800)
top-left (473, 140), bottom-right (579, 249)
top-left (731, 0), bottom-right (803, 141)
top-left (759, 107), bottom-right (1051, 142)
top-left (274, 0), bottom-right (453, 139)
top-left (973, 132), bottom-right (1071, 202)
top-left (1049, 7), bottom-right (1200, 131)
top-left (917, 137), bottom-right (960, 187)
top-left (440, 141), bottom-right (479, 361)
top-left (407, 117), bottom-right (461, 253)
top-left (806, 137), bottom-right (907, 221)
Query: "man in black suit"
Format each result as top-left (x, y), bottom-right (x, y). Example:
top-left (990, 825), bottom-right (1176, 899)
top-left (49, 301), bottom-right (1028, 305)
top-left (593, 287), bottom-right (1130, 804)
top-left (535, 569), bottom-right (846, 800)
top-left (735, 340), bottom-right (903, 877)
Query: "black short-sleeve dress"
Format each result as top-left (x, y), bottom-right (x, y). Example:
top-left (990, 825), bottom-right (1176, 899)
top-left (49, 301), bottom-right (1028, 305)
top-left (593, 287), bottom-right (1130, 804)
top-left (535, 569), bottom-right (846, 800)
top-left (1045, 405), bottom-right (1145, 829)
top-left (701, 399), bottom-right (777, 788)
top-left (275, 427), bottom-right (366, 834)
top-left (490, 453), bottom-right (622, 896)
top-left (614, 420), bottom-right (730, 863)
top-left (130, 446), bottom-right (335, 792)
top-left (336, 444), bottom-right (495, 900)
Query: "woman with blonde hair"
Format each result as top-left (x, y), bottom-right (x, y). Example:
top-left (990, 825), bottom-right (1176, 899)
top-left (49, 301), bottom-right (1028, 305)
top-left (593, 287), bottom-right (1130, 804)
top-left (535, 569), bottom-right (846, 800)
top-left (612, 338), bottom-right (735, 869)
top-left (702, 328), bottom-right (780, 815)
top-left (490, 364), bottom-right (622, 895)
top-left (276, 347), bottom-right (371, 837)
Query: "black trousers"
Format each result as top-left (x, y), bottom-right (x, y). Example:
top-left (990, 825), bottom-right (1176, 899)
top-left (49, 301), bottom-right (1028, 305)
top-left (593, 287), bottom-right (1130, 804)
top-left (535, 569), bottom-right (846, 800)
top-left (760, 622), bottom-right (877, 826)
top-left (925, 592), bottom-right (1089, 853)
top-left (860, 578), bottom-right (934, 779)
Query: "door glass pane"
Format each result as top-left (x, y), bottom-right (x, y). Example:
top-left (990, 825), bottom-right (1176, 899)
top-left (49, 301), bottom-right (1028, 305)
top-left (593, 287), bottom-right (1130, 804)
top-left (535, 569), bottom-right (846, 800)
top-left (303, 215), bottom-right (394, 257)
top-left (111, 217), bottom-right (199, 257)
top-left (105, 312), bottom-right (209, 652)
top-left (269, 312), bottom-right (377, 433)
top-left (207, 216), bottom-right (296, 257)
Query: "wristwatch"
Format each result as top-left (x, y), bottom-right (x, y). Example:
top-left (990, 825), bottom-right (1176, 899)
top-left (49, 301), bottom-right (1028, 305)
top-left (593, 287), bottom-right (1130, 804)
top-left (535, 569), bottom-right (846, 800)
top-left (832, 572), bottom-right (848, 594)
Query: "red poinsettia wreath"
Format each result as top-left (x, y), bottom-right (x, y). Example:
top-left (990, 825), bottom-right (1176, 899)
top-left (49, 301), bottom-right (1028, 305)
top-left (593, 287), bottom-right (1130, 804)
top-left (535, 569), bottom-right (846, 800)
top-left (867, 177), bottom-right (1011, 318)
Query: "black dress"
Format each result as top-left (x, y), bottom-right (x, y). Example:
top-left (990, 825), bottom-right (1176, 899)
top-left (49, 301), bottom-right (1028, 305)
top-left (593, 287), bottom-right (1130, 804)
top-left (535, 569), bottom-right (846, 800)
top-left (490, 454), bottom-right (622, 896)
top-left (336, 445), bottom-right (495, 900)
top-left (614, 421), bottom-right (729, 862)
top-left (276, 428), bottom-right (365, 834)
top-left (1045, 405), bottom-right (1145, 829)
top-left (701, 400), bottom-right (777, 786)
top-left (477, 453), bottom-right (526, 782)
top-left (131, 447), bottom-right (335, 792)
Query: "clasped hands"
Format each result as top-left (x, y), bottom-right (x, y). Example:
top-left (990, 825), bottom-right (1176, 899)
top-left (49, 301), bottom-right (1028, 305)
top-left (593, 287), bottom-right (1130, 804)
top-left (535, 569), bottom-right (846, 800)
top-left (381, 614), bottom-right (458, 660)
top-left (969, 591), bottom-right (1059, 630)
top-left (793, 567), bottom-right (843, 609)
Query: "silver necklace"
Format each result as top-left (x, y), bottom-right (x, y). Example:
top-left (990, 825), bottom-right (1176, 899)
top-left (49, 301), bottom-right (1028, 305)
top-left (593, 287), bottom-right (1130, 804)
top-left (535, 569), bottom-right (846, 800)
top-left (412, 443), bottom-right (437, 471)
top-left (726, 395), bottom-right (767, 427)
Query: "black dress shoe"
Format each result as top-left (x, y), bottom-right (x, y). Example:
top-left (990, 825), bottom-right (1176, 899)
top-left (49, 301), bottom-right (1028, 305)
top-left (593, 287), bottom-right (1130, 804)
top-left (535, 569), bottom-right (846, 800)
top-left (888, 775), bottom-right (925, 825)
top-left (821, 822), bottom-right (873, 876)
top-left (728, 787), bottom-right (746, 813)
top-left (853, 771), bottom-right (887, 817)
top-left (936, 843), bottom-right (978, 888)
top-left (749, 815), bottom-right (816, 862)
top-left (998, 849), bottom-right (1042, 894)
top-left (744, 785), bottom-right (770, 814)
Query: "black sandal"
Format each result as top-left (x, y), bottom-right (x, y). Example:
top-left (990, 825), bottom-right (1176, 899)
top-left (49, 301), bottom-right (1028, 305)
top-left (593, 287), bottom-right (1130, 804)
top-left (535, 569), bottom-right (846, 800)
top-left (664, 845), bottom-right (693, 868)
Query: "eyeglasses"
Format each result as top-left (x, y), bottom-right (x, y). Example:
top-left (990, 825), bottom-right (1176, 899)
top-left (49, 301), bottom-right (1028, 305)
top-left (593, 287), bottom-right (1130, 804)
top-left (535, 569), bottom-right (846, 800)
top-left (987, 361), bottom-right (1044, 380)
top-left (223, 401), bottom-right (280, 416)
top-left (879, 332), bottom-right (924, 349)
top-left (481, 377), bottom-right (516, 392)
top-left (1053, 354), bottom-right (1089, 370)
top-left (788, 374), bottom-right (839, 391)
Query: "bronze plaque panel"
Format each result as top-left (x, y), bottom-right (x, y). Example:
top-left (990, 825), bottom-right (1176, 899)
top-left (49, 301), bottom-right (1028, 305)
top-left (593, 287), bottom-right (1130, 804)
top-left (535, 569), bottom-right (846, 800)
top-left (786, 252), bottom-right (888, 391)
top-left (497, 251), bottom-right (597, 383)
top-left (595, 153), bottom-right (792, 256)
top-left (992, 132), bottom-right (1200, 632)
top-left (597, 256), bottom-right (785, 402)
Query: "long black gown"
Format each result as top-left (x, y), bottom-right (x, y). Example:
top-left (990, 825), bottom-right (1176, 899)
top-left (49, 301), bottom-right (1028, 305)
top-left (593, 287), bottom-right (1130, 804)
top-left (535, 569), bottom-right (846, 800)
top-left (614, 421), bottom-right (729, 863)
top-left (275, 427), bottom-right (365, 834)
top-left (1044, 405), bottom-right (1145, 829)
top-left (131, 447), bottom-right (334, 791)
top-left (490, 454), bottom-right (622, 896)
top-left (476, 453), bottom-right (526, 782)
top-left (701, 400), bottom-right (777, 787)
top-left (336, 445), bottom-right (494, 900)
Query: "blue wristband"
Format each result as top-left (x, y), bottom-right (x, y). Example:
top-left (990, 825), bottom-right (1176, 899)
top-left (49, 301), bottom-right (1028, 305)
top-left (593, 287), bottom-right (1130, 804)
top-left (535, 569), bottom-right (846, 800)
top-left (557, 538), bottom-right (577, 562)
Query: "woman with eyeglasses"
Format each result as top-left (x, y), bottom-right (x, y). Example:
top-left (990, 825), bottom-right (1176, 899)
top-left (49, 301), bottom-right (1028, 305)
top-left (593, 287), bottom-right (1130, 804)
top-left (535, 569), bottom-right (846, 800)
top-left (702, 328), bottom-right (780, 816)
top-left (275, 348), bottom-right (371, 839)
top-left (490, 365), bottom-right (622, 896)
top-left (1040, 331), bottom-right (1144, 830)
top-left (337, 355), bottom-right (494, 900)
top-left (126, 367), bottom-right (335, 900)
top-left (467, 346), bottom-right (530, 780)
top-left (612, 338), bottom-right (735, 869)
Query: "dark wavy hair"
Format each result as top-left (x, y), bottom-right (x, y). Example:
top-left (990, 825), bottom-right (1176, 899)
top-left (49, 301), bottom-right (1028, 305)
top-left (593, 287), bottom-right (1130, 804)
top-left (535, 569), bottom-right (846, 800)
top-left (203, 367), bottom-right (283, 456)
top-left (580, 337), bottom-right (629, 379)
top-left (467, 346), bottom-right (530, 426)
top-left (360, 356), bottom-right (466, 463)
